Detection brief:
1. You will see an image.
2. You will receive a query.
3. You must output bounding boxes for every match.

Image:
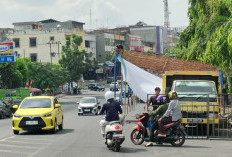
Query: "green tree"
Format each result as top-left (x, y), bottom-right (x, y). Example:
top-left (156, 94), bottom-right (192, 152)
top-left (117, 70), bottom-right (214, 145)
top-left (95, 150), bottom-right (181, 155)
top-left (172, 0), bottom-right (232, 92)
top-left (28, 62), bottom-right (69, 92)
top-left (0, 58), bottom-right (29, 89)
top-left (59, 34), bottom-right (96, 90)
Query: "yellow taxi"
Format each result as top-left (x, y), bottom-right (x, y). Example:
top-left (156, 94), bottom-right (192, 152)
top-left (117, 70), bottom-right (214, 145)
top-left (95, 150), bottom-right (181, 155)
top-left (12, 96), bottom-right (63, 134)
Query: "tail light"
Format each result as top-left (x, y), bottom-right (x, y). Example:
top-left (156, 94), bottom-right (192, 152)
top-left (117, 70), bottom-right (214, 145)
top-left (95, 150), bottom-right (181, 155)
top-left (115, 125), bottom-right (120, 130)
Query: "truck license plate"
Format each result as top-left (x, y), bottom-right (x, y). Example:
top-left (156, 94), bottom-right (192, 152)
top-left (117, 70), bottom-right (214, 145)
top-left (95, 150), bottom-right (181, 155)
top-left (26, 121), bottom-right (38, 125)
top-left (187, 118), bottom-right (203, 123)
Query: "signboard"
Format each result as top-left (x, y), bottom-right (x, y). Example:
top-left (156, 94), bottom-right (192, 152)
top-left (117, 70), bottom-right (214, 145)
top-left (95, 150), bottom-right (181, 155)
top-left (0, 42), bottom-right (14, 54)
top-left (0, 55), bottom-right (16, 63)
top-left (96, 68), bottom-right (104, 74)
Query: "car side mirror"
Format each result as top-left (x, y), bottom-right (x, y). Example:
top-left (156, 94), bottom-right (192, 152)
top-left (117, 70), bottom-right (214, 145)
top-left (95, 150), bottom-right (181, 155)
top-left (76, 102), bottom-right (79, 104)
top-left (97, 102), bottom-right (100, 104)
top-left (55, 104), bottom-right (61, 108)
top-left (13, 105), bottom-right (18, 109)
top-left (98, 106), bottom-right (101, 110)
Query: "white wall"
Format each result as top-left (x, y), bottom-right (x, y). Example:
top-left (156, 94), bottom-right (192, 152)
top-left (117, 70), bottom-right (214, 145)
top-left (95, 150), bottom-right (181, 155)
top-left (7, 28), bottom-right (85, 63)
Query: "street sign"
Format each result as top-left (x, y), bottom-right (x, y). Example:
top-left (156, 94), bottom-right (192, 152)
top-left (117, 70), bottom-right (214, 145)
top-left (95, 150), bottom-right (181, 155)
top-left (0, 55), bottom-right (16, 63)
top-left (0, 42), bottom-right (14, 54)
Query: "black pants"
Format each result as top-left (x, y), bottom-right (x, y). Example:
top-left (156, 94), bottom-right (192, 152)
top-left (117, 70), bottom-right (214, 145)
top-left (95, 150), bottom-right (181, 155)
top-left (149, 121), bottom-right (159, 142)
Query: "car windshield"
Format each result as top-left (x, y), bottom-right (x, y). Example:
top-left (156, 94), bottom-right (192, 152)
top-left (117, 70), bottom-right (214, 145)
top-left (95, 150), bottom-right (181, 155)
top-left (174, 81), bottom-right (217, 98)
top-left (20, 99), bottom-right (51, 109)
top-left (80, 98), bottom-right (96, 103)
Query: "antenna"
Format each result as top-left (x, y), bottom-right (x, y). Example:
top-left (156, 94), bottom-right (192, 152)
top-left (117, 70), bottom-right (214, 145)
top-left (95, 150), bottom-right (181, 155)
top-left (163, 0), bottom-right (170, 28)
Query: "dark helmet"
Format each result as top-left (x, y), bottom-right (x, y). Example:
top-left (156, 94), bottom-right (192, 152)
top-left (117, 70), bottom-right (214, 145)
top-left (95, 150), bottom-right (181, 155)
top-left (168, 91), bottom-right (178, 100)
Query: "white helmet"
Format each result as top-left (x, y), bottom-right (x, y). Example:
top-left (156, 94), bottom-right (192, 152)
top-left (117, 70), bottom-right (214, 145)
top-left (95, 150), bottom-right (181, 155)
top-left (105, 91), bottom-right (114, 101)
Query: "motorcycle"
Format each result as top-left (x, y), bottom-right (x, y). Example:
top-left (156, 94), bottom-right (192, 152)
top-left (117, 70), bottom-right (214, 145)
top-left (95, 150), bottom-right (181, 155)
top-left (100, 113), bottom-right (125, 152)
top-left (130, 113), bottom-right (187, 147)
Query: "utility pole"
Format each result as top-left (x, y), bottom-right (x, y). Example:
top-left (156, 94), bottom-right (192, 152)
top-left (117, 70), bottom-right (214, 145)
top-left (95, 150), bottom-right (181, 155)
top-left (47, 42), bottom-right (52, 63)
top-left (57, 41), bottom-right (61, 58)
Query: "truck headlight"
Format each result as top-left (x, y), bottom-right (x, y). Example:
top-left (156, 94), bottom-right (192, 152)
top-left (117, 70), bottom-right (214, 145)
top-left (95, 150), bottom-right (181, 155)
top-left (14, 114), bottom-right (22, 118)
top-left (43, 112), bottom-right (52, 117)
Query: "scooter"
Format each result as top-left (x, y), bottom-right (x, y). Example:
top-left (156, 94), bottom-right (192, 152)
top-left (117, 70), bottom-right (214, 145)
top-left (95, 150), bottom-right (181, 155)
top-left (100, 112), bottom-right (125, 152)
top-left (130, 113), bottom-right (187, 147)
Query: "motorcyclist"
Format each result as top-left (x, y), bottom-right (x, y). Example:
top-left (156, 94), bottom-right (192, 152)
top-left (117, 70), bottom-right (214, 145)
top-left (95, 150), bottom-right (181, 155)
top-left (158, 91), bottom-right (182, 137)
top-left (147, 87), bottom-right (161, 110)
top-left (98, 91), bottom-right (123, 137)
top-left (145, 95), bottom-right (169, 147)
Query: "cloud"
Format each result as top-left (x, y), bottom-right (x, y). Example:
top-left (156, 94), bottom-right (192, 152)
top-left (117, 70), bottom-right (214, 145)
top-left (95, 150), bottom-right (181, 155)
top-left (0, 0), bottom-right (189, 28)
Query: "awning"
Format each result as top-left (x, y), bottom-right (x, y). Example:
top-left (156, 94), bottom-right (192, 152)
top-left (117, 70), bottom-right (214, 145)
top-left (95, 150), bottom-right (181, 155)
top-left (29, 88), bottom-right (42, 93)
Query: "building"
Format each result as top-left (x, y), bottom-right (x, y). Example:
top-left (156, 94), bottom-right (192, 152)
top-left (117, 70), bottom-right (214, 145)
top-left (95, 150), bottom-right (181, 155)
top-left (7, 19), bottom-right (85, 63)
top-left (167, 27), bottom-right (186, 51)
top-left (126, 34), bottom-right (144, 52)
top-left (95, 33), bottom-right (115, 63)
top-left (96, 22), bottom-right (168, 54)
top-left (0, 28), bottom-right (13, 42)
top-left (85, 33), bottom-right (96, 59)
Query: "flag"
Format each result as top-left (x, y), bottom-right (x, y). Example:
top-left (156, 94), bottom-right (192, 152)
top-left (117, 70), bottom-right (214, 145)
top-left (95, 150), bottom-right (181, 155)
top-left (25, 80), bottom-right (29, 88)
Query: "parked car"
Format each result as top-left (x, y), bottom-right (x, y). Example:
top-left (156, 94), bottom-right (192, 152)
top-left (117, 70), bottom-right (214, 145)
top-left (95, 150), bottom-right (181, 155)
top-left (88, 83), bottom-right (105, 91)
top-left (93, 84), bottom-right (105, 91)
top-left (77, 97), bottom-right (100, 115)
top-left (0, 101), bottom-right (11, 119)
top-left (107, 77), bottom-right (114, 84)
top-left (110, 82), bottom-right (119, 89)
top-left (88, 83), bottom-right (96, 90)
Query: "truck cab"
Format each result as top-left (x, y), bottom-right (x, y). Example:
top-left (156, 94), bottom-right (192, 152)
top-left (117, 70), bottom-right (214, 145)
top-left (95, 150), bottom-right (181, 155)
top-left (163, 71), bottom-right (220, 126)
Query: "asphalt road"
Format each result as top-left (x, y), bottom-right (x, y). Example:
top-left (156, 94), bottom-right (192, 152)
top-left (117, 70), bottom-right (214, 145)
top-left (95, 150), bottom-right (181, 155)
top-left (0, 89), bottom-right (231, 157)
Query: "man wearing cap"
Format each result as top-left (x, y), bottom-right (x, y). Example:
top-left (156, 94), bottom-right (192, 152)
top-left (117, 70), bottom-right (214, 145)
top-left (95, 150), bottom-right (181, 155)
top-left (147, 87), bottom-right (161, 111)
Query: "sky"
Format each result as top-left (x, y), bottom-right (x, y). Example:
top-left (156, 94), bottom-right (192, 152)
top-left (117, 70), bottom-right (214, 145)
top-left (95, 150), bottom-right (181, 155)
top-left (0, 0), bottom-right (189, 29)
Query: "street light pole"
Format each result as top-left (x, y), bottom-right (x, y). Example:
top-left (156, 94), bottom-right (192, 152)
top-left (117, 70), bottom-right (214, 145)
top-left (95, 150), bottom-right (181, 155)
top-left (47, 42), bottom-right (52, 64)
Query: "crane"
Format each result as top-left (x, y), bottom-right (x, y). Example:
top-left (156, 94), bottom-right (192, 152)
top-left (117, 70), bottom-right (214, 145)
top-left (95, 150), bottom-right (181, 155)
top-left (163, 0), bottom-right (170, 28)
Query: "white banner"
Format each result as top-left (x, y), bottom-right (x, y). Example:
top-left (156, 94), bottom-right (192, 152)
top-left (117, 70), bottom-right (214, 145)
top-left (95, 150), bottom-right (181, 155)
top-left (120, 59), bottom-right (163, 102)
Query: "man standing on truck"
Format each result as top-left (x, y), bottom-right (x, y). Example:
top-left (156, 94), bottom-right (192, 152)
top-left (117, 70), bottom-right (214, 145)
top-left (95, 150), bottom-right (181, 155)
top-left (147, 87), bottom-right (161, 110)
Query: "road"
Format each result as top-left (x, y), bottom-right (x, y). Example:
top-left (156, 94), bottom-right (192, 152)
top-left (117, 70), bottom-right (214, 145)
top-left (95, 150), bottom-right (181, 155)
top-left (0, 89), bottom-right (231, 157)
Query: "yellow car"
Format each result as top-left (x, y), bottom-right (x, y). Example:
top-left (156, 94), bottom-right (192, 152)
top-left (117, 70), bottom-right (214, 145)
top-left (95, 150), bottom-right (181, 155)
top-left (12, 96), bottom-right (63, 135)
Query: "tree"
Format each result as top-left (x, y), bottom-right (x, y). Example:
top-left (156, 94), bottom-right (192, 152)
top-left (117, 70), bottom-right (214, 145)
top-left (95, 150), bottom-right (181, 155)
top-left (172, 0), bottom-right (232, 92)
top-left (59, 34), bottom-right (96, 90)
top-left (28, 62), bottom-right (69, 92)
top-left (0, 58), bottom-right (29, 89)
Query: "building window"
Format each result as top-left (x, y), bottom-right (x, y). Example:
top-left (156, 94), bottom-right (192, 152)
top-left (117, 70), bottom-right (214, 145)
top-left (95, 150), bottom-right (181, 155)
top-left (13, 38), bottom-right (20, 48)
top-left (85, 40), bottom-right (90, 48)
top-left (30, 54), bottom-right (37, 62)
top-left (30, 37), bottom-right (37, 47)
top-left (50, 36), bottom-right (54, 41)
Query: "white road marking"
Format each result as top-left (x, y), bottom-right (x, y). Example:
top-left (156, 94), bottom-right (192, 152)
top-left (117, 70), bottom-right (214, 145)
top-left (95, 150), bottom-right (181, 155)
top-left (0, 149), bottom-right (32, 155)
top-left (2, 140), bottom-right (47, 145)
top-left (0, 136), bottom-right (15, 142)
top-left (13, 137), bottom-right (53, 142)
top-left (0, 143), bottom-right (37, 149)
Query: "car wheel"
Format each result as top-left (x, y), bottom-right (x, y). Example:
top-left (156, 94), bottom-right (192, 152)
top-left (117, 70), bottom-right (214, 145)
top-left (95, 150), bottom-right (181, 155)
top-left (13, 130), bottom-right (19, 135)
top-left (58, 119), bottom-right (63, 130)
top-left (51, 120), bottom-right (57, 134)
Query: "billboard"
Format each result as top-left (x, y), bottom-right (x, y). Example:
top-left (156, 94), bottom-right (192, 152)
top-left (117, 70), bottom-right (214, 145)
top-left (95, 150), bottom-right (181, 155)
top-left (0, 42), bottom-right (14, 54)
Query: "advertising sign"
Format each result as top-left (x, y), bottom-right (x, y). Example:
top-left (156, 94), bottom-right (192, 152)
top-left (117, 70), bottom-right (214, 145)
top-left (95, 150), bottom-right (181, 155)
top-left (0, 55), bottom-right (16, 63)
top-left (0, 42), bottom-right (14, 54)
